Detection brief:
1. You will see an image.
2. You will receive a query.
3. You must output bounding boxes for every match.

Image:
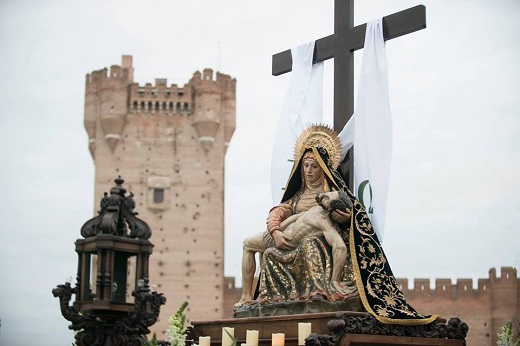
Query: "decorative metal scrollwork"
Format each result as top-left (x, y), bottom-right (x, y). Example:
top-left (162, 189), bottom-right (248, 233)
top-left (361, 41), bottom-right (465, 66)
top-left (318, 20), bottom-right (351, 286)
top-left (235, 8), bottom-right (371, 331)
top-left (80, 176), bottom-right (151, 239)
top-left (305, 312), bottom-right (469, 346)
top-left (52, 279), bottom-right (166, 346)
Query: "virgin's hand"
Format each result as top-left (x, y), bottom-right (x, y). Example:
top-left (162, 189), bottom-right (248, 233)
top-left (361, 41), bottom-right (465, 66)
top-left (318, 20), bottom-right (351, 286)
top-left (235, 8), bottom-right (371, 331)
top-left (331, 208), bottom-right (351, 224)
top-left (272, 230), bottom-right (295, 250)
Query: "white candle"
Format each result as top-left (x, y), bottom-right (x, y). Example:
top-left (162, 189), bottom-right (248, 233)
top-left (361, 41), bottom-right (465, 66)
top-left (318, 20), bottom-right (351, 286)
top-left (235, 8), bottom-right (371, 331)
top-left (246, 330), bottom-right (259, 346)
top-left (199, 336), bottom-right (211, 346)
top-left (222, 327), bottom-right (235, 346)
top-left (272, 333), bottom-right (285, 346)
top-left (298, 323), bottom-right (312, 345)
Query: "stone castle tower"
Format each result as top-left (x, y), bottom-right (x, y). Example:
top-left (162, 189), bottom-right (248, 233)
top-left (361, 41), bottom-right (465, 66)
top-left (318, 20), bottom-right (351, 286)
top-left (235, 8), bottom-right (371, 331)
top-left (83, 55), bottom-right (236, 335)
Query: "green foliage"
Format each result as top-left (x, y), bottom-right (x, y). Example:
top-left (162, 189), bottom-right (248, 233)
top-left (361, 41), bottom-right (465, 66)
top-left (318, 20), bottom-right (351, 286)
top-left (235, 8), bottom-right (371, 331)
top-left (145, 333), bottom-right (159, 346)
top-left (166, 301), bottom-right (189, 346)
top-left (224, 328), bottom-right (237, 346)
top-left (497, 320), bottom-right (520, 346)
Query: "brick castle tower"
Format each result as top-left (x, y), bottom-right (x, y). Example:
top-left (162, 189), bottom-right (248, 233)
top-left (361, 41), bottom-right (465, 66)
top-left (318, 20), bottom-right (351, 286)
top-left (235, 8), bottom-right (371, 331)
top-left (83, 55), bottom-right (236, 335)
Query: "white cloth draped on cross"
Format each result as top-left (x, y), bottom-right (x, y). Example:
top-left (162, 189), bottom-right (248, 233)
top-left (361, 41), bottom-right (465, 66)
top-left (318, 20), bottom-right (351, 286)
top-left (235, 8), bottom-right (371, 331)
top-left (270, 41), bottom-right (324, 205)
top-left (271, 18), bottom-right (392, 241)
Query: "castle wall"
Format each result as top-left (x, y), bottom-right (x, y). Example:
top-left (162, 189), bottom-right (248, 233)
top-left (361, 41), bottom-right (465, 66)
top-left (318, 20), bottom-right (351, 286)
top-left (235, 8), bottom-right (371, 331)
top-left (223, 277), bottom-right (241, 318)
top-left (383, 267), bottom-right (518, 345)
top-left (85, 55), bottom-right (236, 337)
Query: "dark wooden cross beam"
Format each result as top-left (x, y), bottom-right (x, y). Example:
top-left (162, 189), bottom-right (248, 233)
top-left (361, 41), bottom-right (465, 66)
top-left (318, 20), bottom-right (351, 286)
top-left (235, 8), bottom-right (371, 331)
top-left (272, 0), bottom-right (426, 186)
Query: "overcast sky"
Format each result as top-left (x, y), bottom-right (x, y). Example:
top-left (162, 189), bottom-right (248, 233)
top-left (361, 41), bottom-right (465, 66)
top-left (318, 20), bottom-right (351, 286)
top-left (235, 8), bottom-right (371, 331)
top-left (0, 0), bottom-right (519, 344)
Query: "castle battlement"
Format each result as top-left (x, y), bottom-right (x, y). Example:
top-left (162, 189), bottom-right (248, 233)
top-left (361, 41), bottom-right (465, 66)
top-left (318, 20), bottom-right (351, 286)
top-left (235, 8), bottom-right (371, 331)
top-left (86, 65), bottom-right (131, 86)
top-left (84, 55), bottom-right (236, 157)
top-left (129, 79), bottom-right (193, 115)
top-left (126, 69), bottom-right (236, 115)
top-left (396, 267), bottom-right (518, 300)
top-left (490, 266), bottom-right (518, 284)
top-left (216, 72), bottom-right (237, 93)
top-left (129, 80), bottom-right (190, 99)
top-left (189, 68), bottom-right (236, 94)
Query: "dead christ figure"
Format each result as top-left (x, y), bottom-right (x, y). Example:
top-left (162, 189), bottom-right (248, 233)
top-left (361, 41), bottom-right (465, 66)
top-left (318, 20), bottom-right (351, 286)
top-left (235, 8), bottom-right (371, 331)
top-left (277, 190), bottom-right (355, 295)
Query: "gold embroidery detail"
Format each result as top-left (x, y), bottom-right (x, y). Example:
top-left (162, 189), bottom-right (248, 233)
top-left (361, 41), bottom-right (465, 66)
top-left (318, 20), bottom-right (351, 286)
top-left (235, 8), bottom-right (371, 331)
top-left (349, 200), bottom-right (438, 325)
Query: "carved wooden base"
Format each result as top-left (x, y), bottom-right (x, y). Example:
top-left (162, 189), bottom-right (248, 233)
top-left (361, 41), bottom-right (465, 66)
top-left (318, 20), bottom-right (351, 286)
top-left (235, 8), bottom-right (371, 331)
top-left (189, 311), bottom-right (468, 346)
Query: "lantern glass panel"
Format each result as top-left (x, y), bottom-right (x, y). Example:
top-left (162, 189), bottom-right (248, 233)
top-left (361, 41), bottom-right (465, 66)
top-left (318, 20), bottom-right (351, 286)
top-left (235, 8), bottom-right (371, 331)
top-left (126, 256), bottom-right (137, 303)
top-left (82, 253), bottom-right (97, 301)
top-left (111, 253), bottom-right (137, 303)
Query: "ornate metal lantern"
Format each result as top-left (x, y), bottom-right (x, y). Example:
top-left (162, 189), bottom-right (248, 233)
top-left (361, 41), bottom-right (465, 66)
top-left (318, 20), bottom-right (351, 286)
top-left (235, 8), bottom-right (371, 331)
top-left (53, 176), bottom-right (166, 346)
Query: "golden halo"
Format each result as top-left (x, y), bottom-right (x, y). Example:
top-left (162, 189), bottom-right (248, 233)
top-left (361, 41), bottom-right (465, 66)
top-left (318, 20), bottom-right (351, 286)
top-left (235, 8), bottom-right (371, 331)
top-left (294, 124), bottom-right (342, 170)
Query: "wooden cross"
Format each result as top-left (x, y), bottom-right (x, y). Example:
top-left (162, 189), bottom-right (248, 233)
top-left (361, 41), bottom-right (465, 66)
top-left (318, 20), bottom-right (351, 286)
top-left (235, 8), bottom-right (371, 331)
top-left (272, 0), bottom-right (426, 186)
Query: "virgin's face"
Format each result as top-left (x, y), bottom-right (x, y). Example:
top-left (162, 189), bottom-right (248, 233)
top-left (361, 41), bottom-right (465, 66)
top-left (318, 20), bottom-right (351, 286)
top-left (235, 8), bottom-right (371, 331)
top-left (302, 160), bottom-right (323, 184)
